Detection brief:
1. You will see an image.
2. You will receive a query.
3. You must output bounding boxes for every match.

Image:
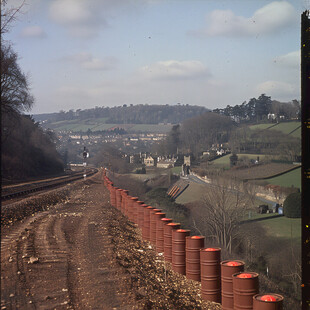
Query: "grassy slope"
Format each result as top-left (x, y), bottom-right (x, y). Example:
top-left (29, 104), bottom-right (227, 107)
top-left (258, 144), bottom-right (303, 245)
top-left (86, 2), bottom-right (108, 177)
top-left (258, 216), bottom-right (301, 241)
top-left (212, 154), bottom-right (266, 167)
top-left (44, 119), bottom-right (172, 133)
top-left (176, 182), bottom-right (206, 204)
top-left (264, 167), bottom-right (301, 189)
top-left (249, 121), bottom-right (301, 137)
top-left (209, 120), bottom-right (301, 188)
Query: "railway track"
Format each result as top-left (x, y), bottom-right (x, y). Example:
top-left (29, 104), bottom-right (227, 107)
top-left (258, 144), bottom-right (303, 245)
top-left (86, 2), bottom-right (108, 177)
top-left (1, 169), bottom-right (98, 201)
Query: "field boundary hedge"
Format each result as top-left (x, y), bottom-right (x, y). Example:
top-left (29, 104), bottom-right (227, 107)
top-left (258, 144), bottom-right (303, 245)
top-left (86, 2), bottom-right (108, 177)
top-left (244, 165), bottom-right (301, 182)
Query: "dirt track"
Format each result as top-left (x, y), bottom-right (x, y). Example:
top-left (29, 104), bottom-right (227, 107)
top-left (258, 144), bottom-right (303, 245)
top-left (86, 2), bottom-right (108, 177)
top-left (1, 174), bottom-right (221, 310)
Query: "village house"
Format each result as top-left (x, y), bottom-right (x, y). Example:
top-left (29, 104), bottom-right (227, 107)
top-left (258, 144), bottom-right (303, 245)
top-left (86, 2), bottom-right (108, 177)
top-left (144, 156), bottom-right (156, 167)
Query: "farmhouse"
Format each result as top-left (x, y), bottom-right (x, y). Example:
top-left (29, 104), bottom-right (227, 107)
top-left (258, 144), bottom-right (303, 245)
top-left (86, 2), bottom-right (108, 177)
top-left (144, 156), bottom-right (156, 167)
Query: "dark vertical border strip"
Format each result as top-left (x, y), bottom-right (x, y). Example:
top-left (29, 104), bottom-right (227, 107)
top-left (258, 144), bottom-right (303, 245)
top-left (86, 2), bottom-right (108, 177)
top-left (301, 10), bottom-right (310, 310)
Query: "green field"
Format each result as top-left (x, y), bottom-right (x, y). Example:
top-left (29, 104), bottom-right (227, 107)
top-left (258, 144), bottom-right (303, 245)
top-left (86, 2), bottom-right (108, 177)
top-left (265, 167), bottom-right (301, 189)
top-left (272, 122), bottom-right (301, 135)
top-left (249, 121), bottom-right (301, 137)
top-left (249, 123), bottom-right (275, 130)
top-left (170, 166), bottom-right (182, 174)
top-left (45, 119), bottom-right (171, 133)
top-left (127, 124), bottom-right (172, 133)
top-left (258, 216), bottom-right (301, 241)
top-left (212, 153), bottom-right (266, 167)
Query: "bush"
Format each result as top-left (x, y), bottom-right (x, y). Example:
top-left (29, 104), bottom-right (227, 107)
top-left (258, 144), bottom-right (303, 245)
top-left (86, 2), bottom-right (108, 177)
top-left (283, 192), bottom-right (301, 218)
top-left (143, 188), bottom-right (190, 228)
top-left (135, 167), bottom-right (146, 174)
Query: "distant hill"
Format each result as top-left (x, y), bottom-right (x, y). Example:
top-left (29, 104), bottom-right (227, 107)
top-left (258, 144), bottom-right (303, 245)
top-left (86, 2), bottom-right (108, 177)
top-left (38, 120), bottom-right (174, 134)
top-left (34, 104), bottom-right (209, 126)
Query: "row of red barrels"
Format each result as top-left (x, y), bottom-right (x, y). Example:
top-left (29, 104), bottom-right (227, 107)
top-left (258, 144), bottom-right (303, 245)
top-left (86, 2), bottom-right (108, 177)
top-left (102, 170), bottom-right (283, 310)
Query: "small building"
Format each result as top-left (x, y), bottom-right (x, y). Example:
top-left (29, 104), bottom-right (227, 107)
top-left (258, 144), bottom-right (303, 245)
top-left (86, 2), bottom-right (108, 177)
top-left (184, 156), bottom-right (191, 166)
top-left (157, 160), bottom-right (174, 169)
top-left (129, 154), bottom-right (140, 164)
top-left (144, 156), bottom-right (155, 167)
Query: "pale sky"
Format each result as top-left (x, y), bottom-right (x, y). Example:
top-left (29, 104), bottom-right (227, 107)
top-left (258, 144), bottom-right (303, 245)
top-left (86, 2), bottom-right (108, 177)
top-left (4, 0), bottom-right (307, 114)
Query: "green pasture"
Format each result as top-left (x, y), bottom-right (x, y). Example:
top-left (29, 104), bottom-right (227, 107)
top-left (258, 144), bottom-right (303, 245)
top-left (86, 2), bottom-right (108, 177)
top-left (242, 211), bottom-right (278, 221)
top-left (48, 121), bottom-right (172, 133)
top-left (288, 126), bottom-right (301, 138)
top-left (272, 122), bottom-right (301, 135)
top-left (56, 123), bottom-right (81, 131)
top-left (128, 124), bottom-right (172, 133)
top-left (258, 216), bottom-right (301, 241)
top-left (249, 121), bottom-right (301, 137)
top-left (211, 153), bottom-right (266, 167)
top-left (90, 124), bottom-right (118, 131)
top-left (249, 124), bottom-right (274, 130)
top-left (170, 166), bottom-right (182, 174)
top-left (265, 167), bottom-right (301, 189)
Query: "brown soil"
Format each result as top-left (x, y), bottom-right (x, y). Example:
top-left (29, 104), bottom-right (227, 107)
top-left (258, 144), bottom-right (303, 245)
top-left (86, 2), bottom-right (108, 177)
top-left (1, 173), bottom-right (221, 309)
top-left (222, 163), bottom-right (296, 180)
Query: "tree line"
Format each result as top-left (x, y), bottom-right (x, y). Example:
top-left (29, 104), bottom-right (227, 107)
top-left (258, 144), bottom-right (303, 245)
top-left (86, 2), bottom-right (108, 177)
top-left (1, 1), bottom-right (64, 180)
top-left (155, 109), bottom-right (300, 163)
top-left (213, 94), bottom-right (300, 122)
top-left (34, 104), bottom-right (209, 125)
top-left (154, 112), bottom-right (235, 158)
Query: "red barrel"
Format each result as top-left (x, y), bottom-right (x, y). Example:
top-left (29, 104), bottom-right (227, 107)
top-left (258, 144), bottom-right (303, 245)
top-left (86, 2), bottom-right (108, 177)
top-left (121, 190), bottom-right (129, 214)
top-left (149, 209), bottom-right (162, 245)
top-left (164, 223), bottom-right (181, 262)
top-left (133, 201), bottom-right (144, 225)
top-left (111, 186), bottom-right (118, 207)
top-left (125, 195), bottom-right (132, 217)
top-left (115, 189), bottom-right (123, 210)
top-left (128, 197), bottom-right (138, 221)
top-left (200, 247), bottom-right (221, 303)
top-left (233, 272), bottom-right (259, 310)
top-left (172, 229), bottom-right (190, 275)
top-left (132, 200), bottom-right (143, 224)
top-left (153, 212), bottom-right (166, 249)
top-left (185, 236), bottom-right (205, 281)
top-left (253, 294), bottom-right (283, 310)
top-left (138, 203), bottom-right (147, 228)
top-left (221, 260), bottom-right (245, 310)
top-left (142, 206), bottom-right (155, 241)
top-left (156, 218), bottom-right (172, 253)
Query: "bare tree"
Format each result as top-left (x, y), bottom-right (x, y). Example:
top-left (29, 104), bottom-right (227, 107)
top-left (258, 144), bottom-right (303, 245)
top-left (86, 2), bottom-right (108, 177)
top-left (1, 0), bottom-right (26, 35)
top-left (1, 44), bottom-right (34, 115)
top-left (1, 0), bottom-right (33, 115)
top-left (193, 179), bottom-right (252, 255)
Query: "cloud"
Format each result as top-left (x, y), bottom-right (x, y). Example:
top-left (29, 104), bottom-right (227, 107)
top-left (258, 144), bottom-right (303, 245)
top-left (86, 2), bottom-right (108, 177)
top-left (48, 0), bottom-right (148, 38)
top-left (139, 60), bottom-right (211, 80)
top-left (256, 80), bottom-right (299, 99)
top-left (62, 52), bottom-right (118, 71)
top-left (49, 0), bottom-right (108, 38)
top-left (20, 26), bottom-right (46, 38)
top-left (274, 50), bottom-right (300, 68)
top-left (192, 1), bottom-right (297, 37)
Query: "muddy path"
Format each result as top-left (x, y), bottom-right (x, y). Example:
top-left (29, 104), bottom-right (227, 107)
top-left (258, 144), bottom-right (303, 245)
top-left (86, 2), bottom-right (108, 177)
top-left (1, 174), bottom-right (221, 310)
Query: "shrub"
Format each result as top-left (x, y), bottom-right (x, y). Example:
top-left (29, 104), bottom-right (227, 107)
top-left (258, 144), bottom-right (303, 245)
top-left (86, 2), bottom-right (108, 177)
top-left (143, 188), bottom-right (190, 228)
top-left (230, 153), bottom-right (238, 167)
top-left (283, 192), bottom-right (301, 218)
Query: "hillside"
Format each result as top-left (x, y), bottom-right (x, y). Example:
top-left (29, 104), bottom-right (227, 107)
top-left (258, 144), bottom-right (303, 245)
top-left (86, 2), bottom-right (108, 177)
top-left (249, 121), bottom-right (301, 138)
top-left (34, 104), bottom-right (209, 131)
top-left (1, 113), bottom-right (64, 181)
top-left (38, 119), bottom-right (174, 134)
